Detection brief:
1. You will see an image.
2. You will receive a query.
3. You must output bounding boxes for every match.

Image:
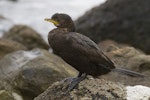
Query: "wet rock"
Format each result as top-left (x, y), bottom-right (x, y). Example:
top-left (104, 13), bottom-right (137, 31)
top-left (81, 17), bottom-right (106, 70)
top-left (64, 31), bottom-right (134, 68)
top-left (0, 38), bottom-right (27, 59)
top-left (34, 78), bottom-right (126, 100)
top-left (3, 25), bottom-right (49, 50)
top-left (75, 0), bottom-right (150, 54)
top-left (0, 48), bottom-right (77, 99)
top-left (99, 45), bottom-right (150, 86)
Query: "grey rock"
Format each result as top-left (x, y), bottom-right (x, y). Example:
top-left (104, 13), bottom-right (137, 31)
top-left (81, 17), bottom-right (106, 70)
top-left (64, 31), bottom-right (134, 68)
top-left (75, 0), bottom-right (150, 54)
top-left (0, 90), bottom-right (15, 100)
top-left (0, 48), bottom-right (77, 99)
top-left (34, 78), bottom-right (126, 100)
top-left (0, 38), bottom-right (27, 59)
top-left (0, 90), bottom-right (23, 100)
top-left (3, 25), bottom-right (49, 50)
top-left (98, 44), bottom-right (150, 86)
top-left (0, 80), bottom-right (23, 100)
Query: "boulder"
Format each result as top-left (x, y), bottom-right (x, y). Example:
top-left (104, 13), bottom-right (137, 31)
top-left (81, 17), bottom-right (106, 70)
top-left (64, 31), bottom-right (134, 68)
top-left (3, 25), bottom-right (49, 50)
top-left (98, 41), bottom-right (150, 86)
top-left (0, 90), bottom-right (14, 100)
top-left (0, 38), bottom-right (26, 59)
top-left (75, 0), bottom-right (150, 54)
top-left (0, 90), bottom-right (23, 100)
top-left (98, 39), bottom-right (128, 52)
top-left (34, 78), bottom-right (126, 100)
top-left (126, 85), bottom-right (150, 100)
top-left (0, 48), bottom-right (77, 99)
top-left (0, 80), bottom-right (23, 100)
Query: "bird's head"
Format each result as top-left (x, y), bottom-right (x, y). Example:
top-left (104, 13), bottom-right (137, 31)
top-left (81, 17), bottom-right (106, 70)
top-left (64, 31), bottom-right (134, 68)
top-left (44, 13), bottom-right (75, 31)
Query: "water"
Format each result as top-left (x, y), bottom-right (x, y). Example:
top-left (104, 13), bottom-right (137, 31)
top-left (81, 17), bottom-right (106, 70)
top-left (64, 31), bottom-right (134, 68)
top-left (0, 0), bottom-right (106, 42)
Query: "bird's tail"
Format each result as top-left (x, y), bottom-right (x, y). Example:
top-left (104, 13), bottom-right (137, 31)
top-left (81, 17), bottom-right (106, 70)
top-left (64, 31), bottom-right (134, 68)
top-left (112, 68), bottom-right (145, 78)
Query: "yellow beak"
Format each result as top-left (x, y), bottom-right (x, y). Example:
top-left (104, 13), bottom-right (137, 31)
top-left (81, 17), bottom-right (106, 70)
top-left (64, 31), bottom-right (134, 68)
top-left (44, 18), bottom-right (59, 26)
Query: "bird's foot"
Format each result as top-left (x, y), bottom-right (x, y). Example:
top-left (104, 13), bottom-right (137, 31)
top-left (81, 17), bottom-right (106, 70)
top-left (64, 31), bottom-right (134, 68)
top-left (67, 73), bottom-right (86, 92)
top-left (61, 73), bottom-right (87, 95)
top-left (61, 77), bottom-right (75, 83)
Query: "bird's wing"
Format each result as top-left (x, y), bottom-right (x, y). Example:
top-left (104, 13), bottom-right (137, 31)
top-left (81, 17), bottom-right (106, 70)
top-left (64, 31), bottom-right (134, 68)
top-left (65, 32), bottom-right (115, 68)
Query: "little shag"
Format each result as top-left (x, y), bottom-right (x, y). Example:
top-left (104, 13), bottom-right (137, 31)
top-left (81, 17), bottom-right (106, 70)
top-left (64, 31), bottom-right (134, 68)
top-left (45, 13), bottom-right (145, 91)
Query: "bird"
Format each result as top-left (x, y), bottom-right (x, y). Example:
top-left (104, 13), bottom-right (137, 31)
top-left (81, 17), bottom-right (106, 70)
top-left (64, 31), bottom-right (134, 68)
top-left (44, 13), bottom-right (145, 91)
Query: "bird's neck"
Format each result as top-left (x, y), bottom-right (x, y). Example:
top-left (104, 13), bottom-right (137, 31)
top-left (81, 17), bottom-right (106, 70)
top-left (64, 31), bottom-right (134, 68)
top-left (65, 21), bottom-right (76, 32)
top-left (68, 24), bottom-right (76, 32)
top-left (56, 26), bottom-right (75, 33)
top-left (50, 23), bottom-right (76, 34)
top-left (50, 28), bottom-right (70, 35)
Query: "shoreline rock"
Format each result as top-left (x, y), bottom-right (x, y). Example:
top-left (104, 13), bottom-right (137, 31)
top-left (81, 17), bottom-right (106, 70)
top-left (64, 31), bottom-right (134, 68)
top-left (0, 48), bottom-right (77, 99)
top-left (0, 38), bottom-right (27, 59)
top-left (34, 78), bottom-right (126, 100)
top-left (3, 25), bottom-right (49, 50)
top-left (98, 41), bottom-right (150, 87)
top-left (76, 0), bottom-right (150, 54)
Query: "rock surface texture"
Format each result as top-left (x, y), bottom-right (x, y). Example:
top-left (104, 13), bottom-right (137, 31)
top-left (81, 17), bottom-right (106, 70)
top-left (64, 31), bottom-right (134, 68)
top-left (34, 78), bottom-right (126, 100)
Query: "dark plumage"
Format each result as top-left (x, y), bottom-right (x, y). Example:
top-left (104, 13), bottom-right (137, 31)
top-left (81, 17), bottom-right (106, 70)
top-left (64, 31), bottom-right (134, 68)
top-left (45, 13), bottom-right (144, 91)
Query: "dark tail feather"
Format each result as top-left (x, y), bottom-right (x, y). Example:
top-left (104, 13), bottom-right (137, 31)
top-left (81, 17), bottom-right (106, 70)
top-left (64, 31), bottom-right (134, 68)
top-left (98, 64), bottom-right (145, 78)
top-left (112, 68), bottom-right (145, 78)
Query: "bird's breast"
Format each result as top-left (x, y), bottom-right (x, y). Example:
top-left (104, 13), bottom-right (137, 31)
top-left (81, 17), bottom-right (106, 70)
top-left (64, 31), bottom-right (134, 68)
top-left (48, 32), bottom-right (71, 54)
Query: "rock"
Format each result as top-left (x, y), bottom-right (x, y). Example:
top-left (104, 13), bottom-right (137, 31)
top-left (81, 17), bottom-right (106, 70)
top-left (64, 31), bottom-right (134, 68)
top-left (75, 0), bottom-right (150, 54)
top-left (0, 90), bottom-right (23, 100)
top-left (0, 90), bottom-right (15, 100)
top-left (126, 85), bottom-right (150, 100)
top-left (98, 40), bottom-right (128, 52)
top-left (0, 48), bottom-right (77, 99)
top-left (0, 80), bottom-right (23, 100)
top-left (99, 45), bottom-right (150, 86)
top-left (3, 25), bottom-right (49, 50)
top-left (0, 38), bottom-right (27, 59)
top-left (34, 78), bottom-right (126, 100)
